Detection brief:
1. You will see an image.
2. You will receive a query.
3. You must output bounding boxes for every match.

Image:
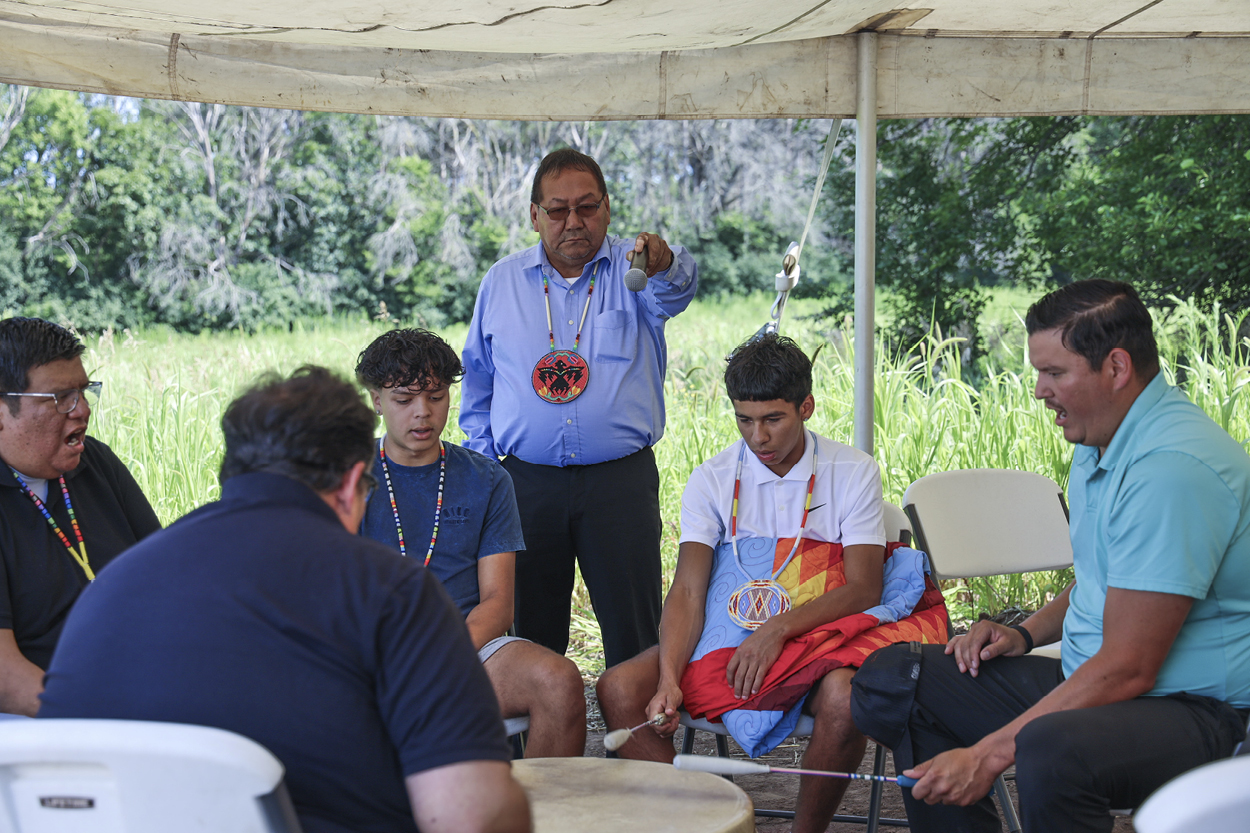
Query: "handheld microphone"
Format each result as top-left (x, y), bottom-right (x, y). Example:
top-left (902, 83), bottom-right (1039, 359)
top-left (624, 248), bottom-right (649, 292)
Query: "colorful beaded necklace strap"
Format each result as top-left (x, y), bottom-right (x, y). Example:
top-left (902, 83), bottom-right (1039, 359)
top-left (541, 261), bottom-right (599, 353)
top-left (378, 437), bottom-right (445, 567)
top-left (11, 469), bottom-right (94, 580)
top-left (729, 429), bottom-right (819, 583)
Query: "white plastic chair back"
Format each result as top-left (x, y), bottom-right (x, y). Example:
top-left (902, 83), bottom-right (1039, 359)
top-left (0, 719), bottom-right (301, 833)
top-left (903, 469), bottom-right (1073, 579)
top-left (883, 501), bottom-right (912, 545)
top-left (1134, 756), bottom-right (1250, 832)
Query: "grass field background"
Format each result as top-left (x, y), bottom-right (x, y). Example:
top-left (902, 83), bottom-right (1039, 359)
top-left (82, 291), bottom-right (1250, 674)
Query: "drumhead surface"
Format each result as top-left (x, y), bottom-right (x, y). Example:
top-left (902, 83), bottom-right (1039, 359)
top-left (513, 757), bottom-right (754, 833)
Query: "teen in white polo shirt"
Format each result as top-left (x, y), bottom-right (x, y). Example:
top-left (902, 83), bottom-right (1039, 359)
top-left (598, 333), bottom-right (897, 833)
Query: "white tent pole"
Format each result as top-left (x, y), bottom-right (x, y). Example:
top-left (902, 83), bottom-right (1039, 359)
top-left (853, 31), bottom-right (878, 456)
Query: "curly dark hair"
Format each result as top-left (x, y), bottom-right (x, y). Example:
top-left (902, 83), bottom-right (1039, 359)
top-left (724, 332), bottom-right (813, 408)
top-left (0, 318), bottom-right (86, 415)
top-left (355, 329), bottom-right (464, 392)
top-left (219, 365), bottom-right (377, 493)
top-left (1026, 280), bottom-right (1159, 379)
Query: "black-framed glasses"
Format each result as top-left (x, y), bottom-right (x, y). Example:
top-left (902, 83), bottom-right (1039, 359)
top-left (534, 197), bottom-right (605, 224)
top-left (3, 381), bottom-right (102, 414)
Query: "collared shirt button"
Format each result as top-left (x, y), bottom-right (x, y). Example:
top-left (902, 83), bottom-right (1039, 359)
top-left (566, 419), bottom-right (573, 424)
top-left (570, 452), bottom-right (576, 458)
top-left (568, 320), bottom-right (574, 325)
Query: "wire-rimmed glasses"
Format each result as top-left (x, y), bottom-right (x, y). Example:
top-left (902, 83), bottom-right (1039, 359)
top-left (3, 381), bottom-right (103, 414)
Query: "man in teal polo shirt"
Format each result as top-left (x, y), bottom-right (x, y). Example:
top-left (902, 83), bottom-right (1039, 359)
top-left (852, 280), bottom-right (1250, 833)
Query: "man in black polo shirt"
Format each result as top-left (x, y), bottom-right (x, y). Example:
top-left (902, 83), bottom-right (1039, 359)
top-left (0, 317), bottom-right (159, 716)
top-left (40, 367), bottom-right (530, 833)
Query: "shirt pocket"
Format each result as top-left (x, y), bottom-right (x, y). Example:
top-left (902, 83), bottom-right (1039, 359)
top-left (593, 308), bottom-right (638, 363)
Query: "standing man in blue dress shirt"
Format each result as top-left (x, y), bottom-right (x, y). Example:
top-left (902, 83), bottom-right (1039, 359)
top-left (461, 148), bottom-right (698, 668)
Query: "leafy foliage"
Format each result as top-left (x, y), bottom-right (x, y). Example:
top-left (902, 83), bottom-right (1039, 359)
top-left (819, 115), bottom-right (1250, 358)
top-left (820, 118), bottom-right (1081, 354)
top-left (5, 83), bottom-right (1249, 343)
top-left (0, 90), bottom-right (838, 332)
top-left (1023, 116), bottom-right (1250, 311)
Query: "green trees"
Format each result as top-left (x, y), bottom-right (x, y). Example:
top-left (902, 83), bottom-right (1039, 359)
top-left (3, 83), bottom-right (1246, 339)
top-left (820, 115), bottom-right (1250, 354)
top-left (0, 91), bottom-right (833, 331)
top-left (1024, 116), bottom-right (1250, 310)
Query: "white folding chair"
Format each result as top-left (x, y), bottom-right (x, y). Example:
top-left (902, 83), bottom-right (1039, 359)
top-left (0, 719), bottom-right (301, 833)
top-left (504, 715), bottom-right (530, 758)
top-left (678, 501), bottom-right (915, 830)
top-left (1134, 755), bottom-right (1250, 833)
top-left (903, 468), bottom-right (1074, 833)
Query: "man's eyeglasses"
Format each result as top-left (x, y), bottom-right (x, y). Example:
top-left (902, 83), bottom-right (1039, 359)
top-left (360, 470), bottom-right (379, 500)
top-left (3, 381), bottom-right (102, 414)
top-left (534, 198), bottom-right (605, 224)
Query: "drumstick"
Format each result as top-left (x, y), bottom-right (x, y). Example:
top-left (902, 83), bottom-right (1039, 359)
top-left (673, 754), bottom-right (918, 787)
top-left (604, 713), bottom-right (668, 751)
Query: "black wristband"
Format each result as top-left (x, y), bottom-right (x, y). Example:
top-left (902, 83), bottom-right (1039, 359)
top-left (1010, 624), bottom-right (1035, 654)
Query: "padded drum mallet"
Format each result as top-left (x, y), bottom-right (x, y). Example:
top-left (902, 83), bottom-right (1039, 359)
top-left (604, 713), bottom-right (668, 751)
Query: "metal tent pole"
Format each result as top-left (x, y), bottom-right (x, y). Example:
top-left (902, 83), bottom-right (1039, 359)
top-left (853, 31), bottom-right (878, 456)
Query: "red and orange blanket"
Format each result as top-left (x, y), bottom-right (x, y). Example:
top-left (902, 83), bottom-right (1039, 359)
top-left (680, 537), bottom-right (947, 756)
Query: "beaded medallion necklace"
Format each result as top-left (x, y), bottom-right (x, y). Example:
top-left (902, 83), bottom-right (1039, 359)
top-left (11, 469), bottom-right (94, 580)
top-left (378, 437), bottom-right (445, 567)
top-left (726, 429), bottom-right (818, 630)
top-left (532, 262), bottom-right (599, 404)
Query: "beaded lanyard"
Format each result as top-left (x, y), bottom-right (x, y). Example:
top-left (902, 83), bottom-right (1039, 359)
top-left (532, 262), bottom-right (599, 404)
top-left (725, 430), bottom-right (818, 630)
top-left (542, 261), bottom-right (598, 353)
top-left (378, 437), bottom-right (445, 567)
top-left (11, 469), bottom-right (94, 580)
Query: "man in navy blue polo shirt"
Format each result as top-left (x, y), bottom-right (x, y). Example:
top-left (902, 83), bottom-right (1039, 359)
top-left (39, 366), bottom-right (530, 833)
top-left (358, 329), bottom-right (586, 758)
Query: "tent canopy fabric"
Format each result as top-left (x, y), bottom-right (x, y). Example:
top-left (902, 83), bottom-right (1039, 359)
top-left (2, 1), bottom-right (1248, 118)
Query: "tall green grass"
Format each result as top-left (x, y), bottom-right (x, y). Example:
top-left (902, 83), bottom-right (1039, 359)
top-left (82, 295), bottom-right (1250, 675)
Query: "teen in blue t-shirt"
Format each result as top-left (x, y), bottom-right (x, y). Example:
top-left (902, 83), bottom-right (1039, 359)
top-left (357, 329), bottom-right (586, 757)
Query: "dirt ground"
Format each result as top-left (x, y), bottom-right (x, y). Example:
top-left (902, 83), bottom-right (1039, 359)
top-left (577, 680), bottom-right (1136, 832)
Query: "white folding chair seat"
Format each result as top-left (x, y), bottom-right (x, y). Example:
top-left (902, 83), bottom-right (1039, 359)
top-left (504, 715), bottom-right (531, 758)
top-left (0, 718), bottom-right (301, 833)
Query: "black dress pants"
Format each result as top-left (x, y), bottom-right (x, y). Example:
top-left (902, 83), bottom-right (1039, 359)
top-left (852, 643), bottom-right (1248, 833)
top-left (502, 448), bottom-right (662, 669)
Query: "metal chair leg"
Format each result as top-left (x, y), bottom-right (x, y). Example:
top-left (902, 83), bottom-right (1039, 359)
top-left (994, 774), bottom-right (1022, 833)
top-left (511, 731), bottom-right (526, 759)
top-left (866, 744), bottom-right (886, 833)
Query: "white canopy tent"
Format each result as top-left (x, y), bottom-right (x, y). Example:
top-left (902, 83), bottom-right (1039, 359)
top-left (3, 0), bottom-right (1248, 452)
